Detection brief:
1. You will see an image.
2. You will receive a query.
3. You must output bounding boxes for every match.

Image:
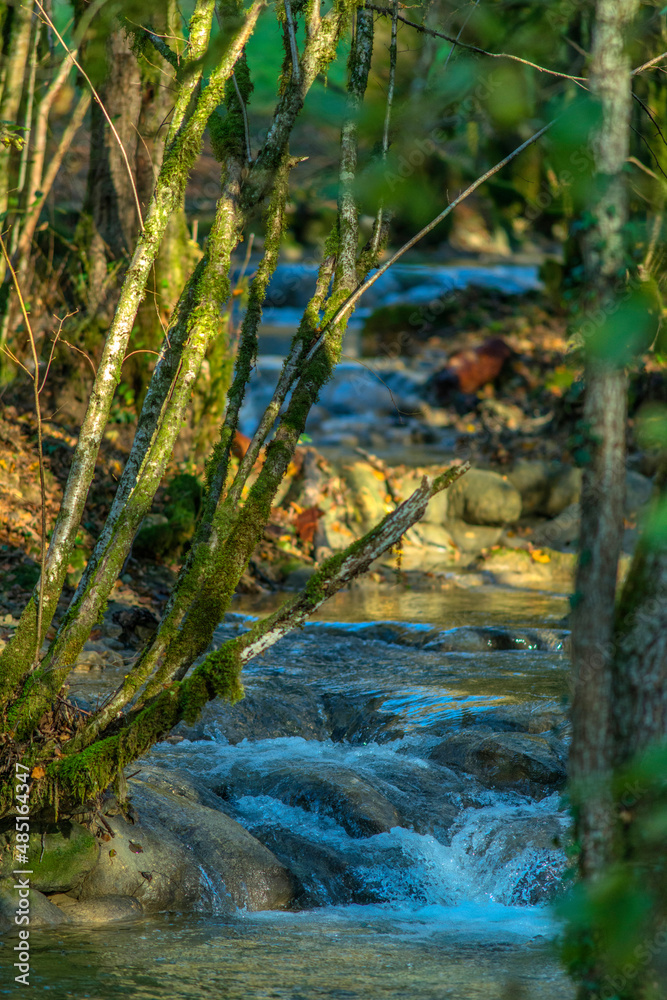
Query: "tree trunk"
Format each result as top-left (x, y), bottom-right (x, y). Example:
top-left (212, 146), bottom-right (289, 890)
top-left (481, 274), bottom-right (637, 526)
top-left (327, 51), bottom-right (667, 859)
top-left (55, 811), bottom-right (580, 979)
top-left (568, 0), bottom-right (638, 882)
top-left (77, 29), bottom-right (142, 316)
top-left (0, 0), bottom-right (35, 284)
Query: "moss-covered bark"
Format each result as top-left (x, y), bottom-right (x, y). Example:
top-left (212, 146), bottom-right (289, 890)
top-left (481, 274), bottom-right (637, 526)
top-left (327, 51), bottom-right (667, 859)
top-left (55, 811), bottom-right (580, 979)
top-left (0, 0), bottom-right (264, 716)
top-left (0, 464), bottom-right (466, 815)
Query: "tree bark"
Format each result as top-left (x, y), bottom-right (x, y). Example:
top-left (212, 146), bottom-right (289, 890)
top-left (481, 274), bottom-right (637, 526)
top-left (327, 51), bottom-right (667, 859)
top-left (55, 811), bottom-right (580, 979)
top-left (568, 0), bottom-right (638, 882)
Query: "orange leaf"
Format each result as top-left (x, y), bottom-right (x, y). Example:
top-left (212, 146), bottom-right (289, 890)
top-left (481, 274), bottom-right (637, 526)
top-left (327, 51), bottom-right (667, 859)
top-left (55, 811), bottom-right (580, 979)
top-left (31, 765), bottom-right (46, 779)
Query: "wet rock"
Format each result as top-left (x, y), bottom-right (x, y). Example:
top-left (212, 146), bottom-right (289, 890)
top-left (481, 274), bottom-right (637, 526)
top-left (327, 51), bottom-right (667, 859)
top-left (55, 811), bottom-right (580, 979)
top-left (429, 730), bottom-right (567, 798)
top-left (447, 469), bottom-right (522, 526)
top-left (127, 777), bottom-right (295, 911)
top-left (0, 883), bottom-right (71, 930)
top-left (452, 810), bottom-right (568, 905)
top-left (0, 820), bottom-right (99, 893)
top-left (49, 893), bottom-right (143, 925)
top-left (251, 828), bottom-right (381, 907)
top-left (322, 691), bottom-right (404, 744)
top-left (74, 774), bottom-right (296, 914)
top-left (216, 765), bottom-right (404, 838)
top-left (175, 679), bottom-right (328, 744)
top-left (75, 811), bottom-right (206, 913)
top-left (507, 460), bottom-right (552, 515)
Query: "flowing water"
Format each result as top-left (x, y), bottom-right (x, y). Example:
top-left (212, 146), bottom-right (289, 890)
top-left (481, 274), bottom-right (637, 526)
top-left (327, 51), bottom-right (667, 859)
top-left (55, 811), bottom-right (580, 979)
top-left (6, 263), bottom-right (576, 998)
top-left (18, 585), bottom-right (575, 1000)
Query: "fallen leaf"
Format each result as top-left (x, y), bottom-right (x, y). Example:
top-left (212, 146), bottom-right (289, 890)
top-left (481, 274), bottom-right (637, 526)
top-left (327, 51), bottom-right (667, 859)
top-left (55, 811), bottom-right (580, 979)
top-left (31, 765), bottom-right (45, 779)
top-left (128, 841), bottom-right (143, 854)
top-left (294, 506), bottom-right (324, 544)
top-left (531, 549), bottom-right (551, 564)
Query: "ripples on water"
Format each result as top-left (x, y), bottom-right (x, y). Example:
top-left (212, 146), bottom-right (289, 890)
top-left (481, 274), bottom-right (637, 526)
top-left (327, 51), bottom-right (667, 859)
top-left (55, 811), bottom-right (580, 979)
top-left (7, 586), bottom-right (575, 999)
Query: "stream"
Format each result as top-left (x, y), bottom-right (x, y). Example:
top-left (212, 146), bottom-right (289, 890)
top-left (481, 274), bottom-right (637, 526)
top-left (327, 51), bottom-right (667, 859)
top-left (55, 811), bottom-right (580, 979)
top-left (10, 262), bottom-right (576, 998)
top-left (23, 586), bottom-right (574, 1000)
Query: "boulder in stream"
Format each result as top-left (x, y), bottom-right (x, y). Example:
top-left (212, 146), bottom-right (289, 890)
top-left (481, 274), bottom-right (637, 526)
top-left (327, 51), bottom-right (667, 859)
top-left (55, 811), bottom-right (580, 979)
top-left (51, 770), bottom-right (296, 920)
top-left (447, 469), bottom-right (522, 526)
top-left (429, 729), bottom-right (567, 798)
top-left (215, 763), bottom-right (405, 838)
top-left (0, 819), bottom-right (99, 893)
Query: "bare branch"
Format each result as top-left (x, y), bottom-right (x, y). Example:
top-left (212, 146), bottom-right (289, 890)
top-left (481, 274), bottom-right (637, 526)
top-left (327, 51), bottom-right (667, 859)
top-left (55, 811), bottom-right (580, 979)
top-left (366, 4), bottom-right (588, 85)
top-left (283, 0), bottom-right (300, 83)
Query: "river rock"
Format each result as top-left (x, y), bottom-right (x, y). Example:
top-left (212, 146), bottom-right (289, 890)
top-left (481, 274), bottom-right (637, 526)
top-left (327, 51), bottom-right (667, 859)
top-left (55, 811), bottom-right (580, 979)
top-left (216, 764), bottom-right (404, 838)
top-left (175, 678), bottom-right (329, 744)
top-left (0, 820), bottom-right (99, 893)
top-left (507, 460), bottom-right (552, 515)
top-left (429, 730), bottom-right (567, 798)
top-left (49, 893), bottom-right (143, 925)
top-left (446, 520), bottom-right (504, 553)
top-left (452, 810), bottom-right (568, 905)
top-left (447, 469), bottom-right (522, 526)
top-left (0, 883), bottom-right (71, 930)
top-left (530, 503), bottom-right (580, 550)
top-left (477, 546), bottom-right (576, 590)
top-left (73, 773), bottom-right (295, 914)
top-left (251, 828), bottom-right (381, 907)
top-left (408, 522), bottom-right (455, 549)
top-left (341, 461), bottom-right (391, 533)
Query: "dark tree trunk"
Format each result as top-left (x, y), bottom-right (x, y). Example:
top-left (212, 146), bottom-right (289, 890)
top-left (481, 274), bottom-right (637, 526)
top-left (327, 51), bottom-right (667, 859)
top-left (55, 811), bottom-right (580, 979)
top-left (78, 29), bottom-right (142, 314)
top-left (568, 0), bottom-right (638, 882)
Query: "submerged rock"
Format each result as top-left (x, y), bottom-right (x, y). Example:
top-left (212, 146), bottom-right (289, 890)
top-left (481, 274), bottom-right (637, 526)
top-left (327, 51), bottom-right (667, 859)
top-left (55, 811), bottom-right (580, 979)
top-left (49, 893), bottom-right (143, 925)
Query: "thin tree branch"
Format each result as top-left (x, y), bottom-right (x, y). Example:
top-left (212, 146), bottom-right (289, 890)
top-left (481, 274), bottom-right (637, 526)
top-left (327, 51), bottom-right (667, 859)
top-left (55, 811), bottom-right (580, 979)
top-left (443, 0), bottom-right (479, 72)
top-left (283, 0), bottom-right (300, 83)
top-left (232, 71), bottom-right (253, 163)
top-left (632, 52), bottom-right (667, 76)
top-left (371, 0), bottom-right (398, 256)
top-left (365, 4), bottom-right (588, 84)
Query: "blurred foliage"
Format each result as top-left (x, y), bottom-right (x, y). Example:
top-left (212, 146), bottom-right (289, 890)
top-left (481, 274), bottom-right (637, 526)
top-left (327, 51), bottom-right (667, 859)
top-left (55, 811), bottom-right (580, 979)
top-left (559, 744), bottom-right (667, 999)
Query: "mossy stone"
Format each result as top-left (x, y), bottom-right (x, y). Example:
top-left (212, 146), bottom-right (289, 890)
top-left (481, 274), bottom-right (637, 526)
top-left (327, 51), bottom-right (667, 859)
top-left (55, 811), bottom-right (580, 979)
top-left (0, 820), bottom-right (99, 893)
